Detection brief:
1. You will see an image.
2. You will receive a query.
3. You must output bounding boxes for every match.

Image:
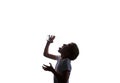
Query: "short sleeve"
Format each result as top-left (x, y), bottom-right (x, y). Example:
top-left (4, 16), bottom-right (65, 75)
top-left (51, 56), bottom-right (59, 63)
top-left (61, 58), bottom-right (71, 72)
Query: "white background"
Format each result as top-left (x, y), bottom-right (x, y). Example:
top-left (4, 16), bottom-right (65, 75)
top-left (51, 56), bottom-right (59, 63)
top-left (0, 0), bottom-right (120, 83)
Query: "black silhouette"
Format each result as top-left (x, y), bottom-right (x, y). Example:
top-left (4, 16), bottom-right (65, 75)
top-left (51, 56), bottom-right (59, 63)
top-left (42, 35), bottom-right (79, 83)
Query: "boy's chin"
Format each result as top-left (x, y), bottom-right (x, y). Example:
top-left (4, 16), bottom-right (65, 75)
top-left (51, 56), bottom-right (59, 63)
top-left (58, 50), bottom-right (61, 53)
top-left (58, 50), bottom-right (60, 53)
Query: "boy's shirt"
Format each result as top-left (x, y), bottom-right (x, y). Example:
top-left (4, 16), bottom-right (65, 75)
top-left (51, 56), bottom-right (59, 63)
top-left (54, 56), bottom-right (71, 83)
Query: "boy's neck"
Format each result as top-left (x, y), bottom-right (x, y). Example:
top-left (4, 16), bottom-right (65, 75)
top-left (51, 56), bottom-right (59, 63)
top-left (61, 55), bottom-right (68, 59)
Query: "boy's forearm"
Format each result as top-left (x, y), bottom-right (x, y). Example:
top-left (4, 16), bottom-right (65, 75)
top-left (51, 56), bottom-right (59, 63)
top-left (52, 69), bottom-right (61, 80)
top-left (43, 41), bottom-right (50, 56)
top-left (52, 69), bottom-right (64, 83)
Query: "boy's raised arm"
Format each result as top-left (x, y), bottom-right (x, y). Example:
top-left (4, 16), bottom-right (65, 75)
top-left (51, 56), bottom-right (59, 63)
top-left (43, 35), bottom-right (58, 60)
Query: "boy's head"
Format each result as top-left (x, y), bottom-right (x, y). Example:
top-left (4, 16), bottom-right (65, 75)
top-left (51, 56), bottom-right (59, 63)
top-left (58, 42), bottom-right (79, 60)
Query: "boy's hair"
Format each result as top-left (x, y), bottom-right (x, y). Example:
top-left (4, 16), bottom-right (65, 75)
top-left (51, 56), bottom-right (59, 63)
top-left (67, 43), bottom-right (79, 60)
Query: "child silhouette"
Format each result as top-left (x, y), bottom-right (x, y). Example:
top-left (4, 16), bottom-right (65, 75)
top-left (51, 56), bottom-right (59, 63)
top-left (42, 35), bottom-right (79, 83)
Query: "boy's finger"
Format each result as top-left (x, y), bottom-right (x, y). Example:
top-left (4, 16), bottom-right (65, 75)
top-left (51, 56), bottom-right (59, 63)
top-left (49, 63), bottom-right (52, 66)
top-left (48, 35), bottom-right (50, 38)
top-left (43, 64), bottom-right (49, 67)
top-left (53, 36), bottom-right (55, 39)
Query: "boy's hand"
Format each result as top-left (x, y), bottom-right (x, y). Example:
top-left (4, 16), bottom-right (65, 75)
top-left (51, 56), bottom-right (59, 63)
top-left (47, 35), bottom-right (55, 43)
top-left (42, 63), bottom-right (54, 72)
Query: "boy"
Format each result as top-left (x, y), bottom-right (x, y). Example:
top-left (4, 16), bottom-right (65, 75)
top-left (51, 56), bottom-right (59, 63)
top-left (42, 35), bottom-right (79, 83)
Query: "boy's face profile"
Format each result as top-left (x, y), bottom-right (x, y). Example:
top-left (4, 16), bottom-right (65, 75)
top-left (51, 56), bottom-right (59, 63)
top-left (58, 44), bottom-right (68, 53)
top-left (58, 43), bottom-right (72, 58)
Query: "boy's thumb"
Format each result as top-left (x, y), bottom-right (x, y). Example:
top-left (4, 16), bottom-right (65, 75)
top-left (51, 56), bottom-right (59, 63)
top-left (49, 63), bottom-right (52, 66)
